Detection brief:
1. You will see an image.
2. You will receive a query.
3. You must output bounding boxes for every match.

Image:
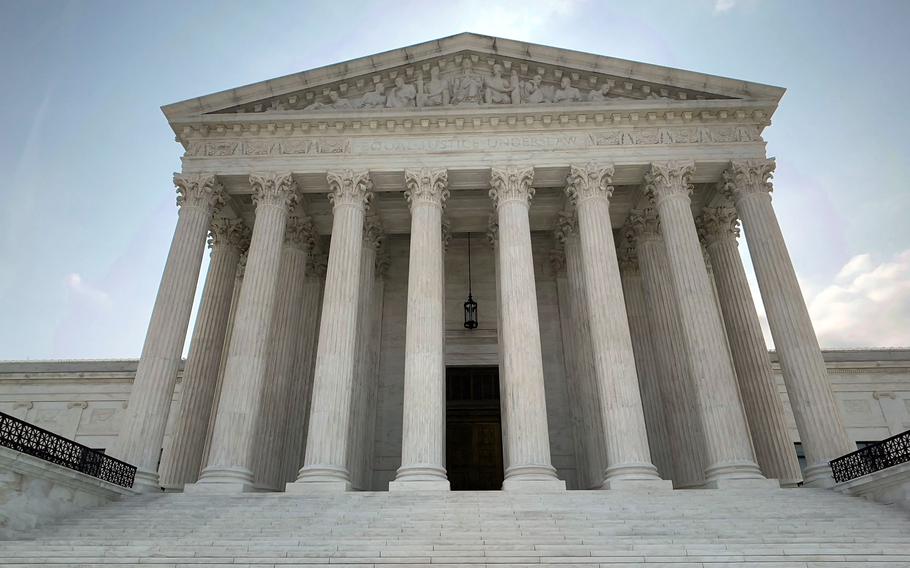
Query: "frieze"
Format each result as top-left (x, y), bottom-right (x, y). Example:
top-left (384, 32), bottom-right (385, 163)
top-left (184, 125), bottom-right (761, 159)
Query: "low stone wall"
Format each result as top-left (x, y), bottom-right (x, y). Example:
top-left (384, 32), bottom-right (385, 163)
top-left (834, 462), bottom-right (910, 511)
top-left (0, 446), bottom-right (135, 539)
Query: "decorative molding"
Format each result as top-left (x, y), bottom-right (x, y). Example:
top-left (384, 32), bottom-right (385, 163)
top-left (644, 161), bottom-right (695, 206)
top-left (326, 170), bottom-right (373, 209)
top-left (489, 167), bottom-right (535, 209)
top-left (565, 162), bottom-right (614, 205)
top-left (697, 206), bottom-right (740, 246)
top-left (208, 218), bottom-right (250, 251)
top-left (404, 168), bottom-right (449, 210)
top-left (723, 158), bottom-right (776, 202)
top-left (173, 173), bottom-right (225, 212)
top-left (249, 172), bottom-right (299, 210)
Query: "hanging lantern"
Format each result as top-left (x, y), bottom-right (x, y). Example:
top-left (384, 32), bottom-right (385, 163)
top-left (464, 232), bottom-right (478, 329)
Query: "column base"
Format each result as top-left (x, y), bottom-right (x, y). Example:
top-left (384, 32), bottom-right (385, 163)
top-left (602, 478), bottom-right (674, 491)
top-left (390, 464), bottom-right (449, 491)
top-left (502, 464), bottom-right (565, 492)
top-left (803, 462), bottom-right (837, 488)
top-left (287, 464), bottom-right (352, 493)
top-left (187, 465), bottom-right (257, 493)
top-left (131, 469), bottom-right (163, 494)
top-left (704, 460), bottom-right (766, 485)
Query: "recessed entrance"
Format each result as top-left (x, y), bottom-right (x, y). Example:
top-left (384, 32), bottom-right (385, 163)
top-left (445, 366), bottom-right (504, 491)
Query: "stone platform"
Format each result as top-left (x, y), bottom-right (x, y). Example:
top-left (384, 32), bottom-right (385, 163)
top-left (2, 489), bottom-right (910, 566)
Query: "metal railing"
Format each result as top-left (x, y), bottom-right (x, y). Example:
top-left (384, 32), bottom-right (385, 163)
top-left (830, 429), bottom-right (910, 483)
top-left (0, 411), bottom-right (136, 488)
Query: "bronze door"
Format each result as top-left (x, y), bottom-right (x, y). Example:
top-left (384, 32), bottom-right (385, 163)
top-left (445, 366), bottom-right (504, 491)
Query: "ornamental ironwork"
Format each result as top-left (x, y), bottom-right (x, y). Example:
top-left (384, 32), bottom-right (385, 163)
top-left (830, 429), bottom-right (910, 483)
top-left (0, 411), bottom-right (136, 488)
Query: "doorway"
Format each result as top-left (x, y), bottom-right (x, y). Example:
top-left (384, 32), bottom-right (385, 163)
top-left (445, 366), bottom-right (504, 490)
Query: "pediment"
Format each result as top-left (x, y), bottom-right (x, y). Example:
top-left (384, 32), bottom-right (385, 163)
top-left (162, 33), bottom-right (783, 121)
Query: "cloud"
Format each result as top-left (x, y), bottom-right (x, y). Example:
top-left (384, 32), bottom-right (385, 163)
top-left (806, 250), bottom-right (910, 348)
top-left (714, 0), bottom-right (737, 13)
top-left (64, 272), bottom-right (112, 309)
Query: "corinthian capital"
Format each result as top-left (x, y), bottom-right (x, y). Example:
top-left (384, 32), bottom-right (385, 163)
top-left (489, 167), bottom-right (535, 209)
top-left (249, 172), bottom-right (299, 211)
top-left (486, 212), bottom-right (499, 247)
top-left (697, 206), bottom-right (740, 246)
top-left (404, 168), bottom-right (449, 210)
top-left (625, 208), bottom-right (661, 244)
top-left (326, 169), bottom-right (373, 209)
top-left (553, 209), bottom-right (578, 244)
top-left (174, 173), bottom-right (225, 212)
top-left (722, 159), bottom-right (775, 202)
top-left (363, 212), bottom-right (385, 251)
top-left (285, 215), bottom-right (317, 251)
top-left (565, 163), bottom-right (615, 205)
top-left (208, 217), bottom-right (250, 252)
top-left (644, 161), bottom-right (695, 206)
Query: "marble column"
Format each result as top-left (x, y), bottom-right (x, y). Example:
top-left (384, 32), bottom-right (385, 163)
top-left (290, 170), bottom-right (373, 492)
top-left (348, 213), bottom-right (383, 490)
top-left (565, 164), bottom-right (666, 490)
top-left (490, 167), bottom-right (564, 491)
top-left (279, 253), bottom-right (326, 485)
top-left (391, 168), bottom-right (450, 491)
top-left (252, 215), bottom-right (315, 490)
top-left (723, 159), bottom-right (853, 487)
top-left (487, 216), bottom-right (511, 472)
top-left (698, 206), bottom-right (803, 487)
top-left (627, 209), bottom-right (707, 488)
top-left (554, 211), bottom-right (606, 489)
top-left (113, 174), bottom-right (224, 491)
top-left (191, 172), bottom-right (298, 492)
top-left (159, 218), bottom-right (248, 490)
top-left (616, 235), bottom-right (675, 481)
top-left (645, 162), bottom-right (770, 488)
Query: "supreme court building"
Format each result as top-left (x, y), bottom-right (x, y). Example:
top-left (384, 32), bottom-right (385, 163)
top-left (104, 33), bottom-right (869, 496)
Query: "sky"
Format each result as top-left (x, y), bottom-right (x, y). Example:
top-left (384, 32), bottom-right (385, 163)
top-left (0, 0), bottom-right (908, 360)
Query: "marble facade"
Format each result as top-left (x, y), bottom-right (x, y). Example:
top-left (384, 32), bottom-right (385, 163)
top-left (5, 34), bottom-right (901, 495)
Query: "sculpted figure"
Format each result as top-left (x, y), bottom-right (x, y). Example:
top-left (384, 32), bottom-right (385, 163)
top-left (509, 70), bottom-right (521, 104)
top-left (587, 83), bottom-right (611, 102)
top-left (386, 76), bottom-right (416, 108)
top-left (418, 67), bottom-right (450, 107)
top-left (553, 76), bottom-right (581, 103)
top-left (359, 83), bottom-right (387, 108)
top-left (452, 59), bottom-right (483, 105)
top-left (522, 74), bottom-right (547, 104)
top-left (304, 91), bottom-right (353, 111)
top-left (484, 64), bottom-right (512, 104)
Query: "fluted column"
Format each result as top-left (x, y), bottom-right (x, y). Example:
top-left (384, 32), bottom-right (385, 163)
top-left (391, 168), bottom-right (450, 491)
top-left (113, 174), bottom-right (224, 491)
top-left (487, 216), bottom-right (510, 472)
top-left (280, 253), bottom-right (326, 484)
top-left (645, 162), bottom-right (770, 489)
top-left (159, 218), bottom-right (248, 490)
top-left (698, 206), bottom-right (803, 487)
top-left (555, 212), bottom-right (606, 489)
top-left (290, 170), bottom-right (373, 492)
top-left (490, 167), bottom-right (564, 491)
top-left (724, 159), bottom-right (853, 487)
top-left (565, 164), bottom-right (666, 490)
top-left (617, 235), bottom-right (675, 481)
top-left (627, 209), bottom-right (707, 488)
top-left (191, 173), bottom-right (298, 492)
top-left (252, 215), bottom-right (315, 491)
top-left (348, 213), bottom-right (383, 490)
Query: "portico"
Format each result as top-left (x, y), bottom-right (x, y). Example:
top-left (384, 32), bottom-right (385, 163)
top-left (113, 33), bottom-right (852, 494)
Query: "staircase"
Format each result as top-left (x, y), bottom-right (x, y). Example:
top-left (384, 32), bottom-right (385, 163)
top-left (2, 488), bottom-right (910, 566)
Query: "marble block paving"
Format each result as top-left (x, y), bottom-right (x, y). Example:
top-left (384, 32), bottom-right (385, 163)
top-left (2, 489), bottom-right (910, 567)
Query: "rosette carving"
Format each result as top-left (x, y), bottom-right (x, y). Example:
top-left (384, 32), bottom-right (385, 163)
top-left (404, 168), bottom-right (449, 211)
top-left (208, 217), bottom-right (250, 251)
top-left (564, 163), bottom-right (615, 205)
top-left (174, 173), bottom-right (225, 212)
top-left (326, 169), bottom-right (373, 209)
top-left (697, 206), bottom-right (740, 246)
top-left (249, 172), bottom-right (299, 211)
top-left (489, 166), bottom-right (535, 209)
top-left (722, 158), bottom-right (775, 201)
top-left (644, 161), bottom-right (695, 206)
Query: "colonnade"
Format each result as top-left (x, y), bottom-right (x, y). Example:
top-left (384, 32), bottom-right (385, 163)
top-left (113, 158), bottom-right (855, 493)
